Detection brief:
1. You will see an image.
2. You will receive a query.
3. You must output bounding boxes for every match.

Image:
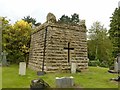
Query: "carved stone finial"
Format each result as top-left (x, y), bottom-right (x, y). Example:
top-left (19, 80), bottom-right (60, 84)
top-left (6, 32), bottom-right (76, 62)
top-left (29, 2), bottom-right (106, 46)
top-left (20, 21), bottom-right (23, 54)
top-left (78, 20), bottom-right (85, 25)
top-left (46, 13), bottom-right (56, 23)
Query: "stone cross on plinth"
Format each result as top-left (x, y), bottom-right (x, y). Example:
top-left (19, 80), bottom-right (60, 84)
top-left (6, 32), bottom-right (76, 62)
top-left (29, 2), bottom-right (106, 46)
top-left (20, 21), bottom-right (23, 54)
top-left (1, 51), bottom-right (8, 66)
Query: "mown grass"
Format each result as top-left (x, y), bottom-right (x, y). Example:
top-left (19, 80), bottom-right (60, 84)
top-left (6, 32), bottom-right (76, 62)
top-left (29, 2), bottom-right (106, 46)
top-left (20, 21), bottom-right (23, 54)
top-left (2, 64), bottom-right (118, 88)
top-left (0, 66), bottom-right (2, 89)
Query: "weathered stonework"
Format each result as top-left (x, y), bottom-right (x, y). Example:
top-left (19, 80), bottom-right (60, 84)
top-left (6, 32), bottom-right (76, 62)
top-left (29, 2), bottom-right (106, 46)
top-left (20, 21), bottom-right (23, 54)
top-left (28, 13), bottom-right (88, 72)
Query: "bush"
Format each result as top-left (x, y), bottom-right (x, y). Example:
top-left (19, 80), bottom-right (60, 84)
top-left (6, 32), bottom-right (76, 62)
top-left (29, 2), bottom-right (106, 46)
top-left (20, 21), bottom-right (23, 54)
top-left (89, 59), bottom-right (110, 68)
top-left (88, 60), bottom-right (100, 66)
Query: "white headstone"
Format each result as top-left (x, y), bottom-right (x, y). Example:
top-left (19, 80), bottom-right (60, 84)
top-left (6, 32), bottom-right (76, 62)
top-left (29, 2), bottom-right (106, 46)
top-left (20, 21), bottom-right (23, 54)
top-left (71, 63), bottom-right (76, 73)
top-left (19, 62), bottom-right (26, 75)
top-left (114, 61), bottom-right (118, 72)
top-left (56, 76), bottom-right (74, 88)
top-left (117, 53), bottom-right (120, 72)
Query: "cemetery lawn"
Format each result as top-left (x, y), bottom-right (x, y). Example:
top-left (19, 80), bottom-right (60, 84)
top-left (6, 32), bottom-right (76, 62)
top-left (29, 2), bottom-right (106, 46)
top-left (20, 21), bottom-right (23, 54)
top-left (2, 65), bottom-right (118, 88)
top-left (0, 66), bottom-right (2, 89)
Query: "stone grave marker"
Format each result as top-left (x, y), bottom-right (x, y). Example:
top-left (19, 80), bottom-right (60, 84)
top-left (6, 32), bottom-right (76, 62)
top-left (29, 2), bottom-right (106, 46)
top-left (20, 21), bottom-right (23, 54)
top-left (19, 62), bottom-right (26, 75)
top-left (71, 63), bottom-right (76, 73)
top-left (30, 78), bottom-right (50, 89)
top-left (56, 76), bottom-right (74, 88)
top-left (114, 60), bottom-right (118, 72)
top-left (1, 51), bottom-right (8, 66)
top-left (117, 53), bottom-right (120, 73)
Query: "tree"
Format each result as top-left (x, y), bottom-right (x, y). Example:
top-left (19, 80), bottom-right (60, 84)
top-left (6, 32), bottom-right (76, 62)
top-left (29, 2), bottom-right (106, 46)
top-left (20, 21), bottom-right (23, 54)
top-left (3, 20), bottom-right (32, 63)
top-left (58, 15), bottom-right (71, 24)
top-left (71, 13), bottom-right (79, 24)
top-left (88, 22), bottom-right (113, 67)
top-left (22, 16), bottom-right (41, 27)
top-left (58, 13), bottom-right (79, 25)
top-left (1, 17), bottom-right (11, 51)
top-left (109, 7), bottom-right (120, 57)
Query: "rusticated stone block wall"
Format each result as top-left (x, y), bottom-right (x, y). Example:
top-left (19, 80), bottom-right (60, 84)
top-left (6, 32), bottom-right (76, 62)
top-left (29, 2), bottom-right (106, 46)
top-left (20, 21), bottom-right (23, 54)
top-left (28, 13), bottom-right (88, 72)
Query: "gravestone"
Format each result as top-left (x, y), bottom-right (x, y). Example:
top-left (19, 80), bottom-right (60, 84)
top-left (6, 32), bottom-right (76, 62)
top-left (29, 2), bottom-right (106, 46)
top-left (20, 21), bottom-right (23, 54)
top-left (37, 71), bottom-right (46, 76)
top-left (114, 61), bottom-right (118, 72)
top-left (19, 62), bottom-right (26, 75)
top-left (1, 51), bottom-right (8, 66)
top-left (117, 53), bottom-right (120, 73)
top-left (30, 78), bottom-right (50, 89)
top-left (110, 53), bottom-right (120, 82)
top-left (71, 63), bottom-right (76, 73)
top-left (56, 76), bottom-right (74, 88)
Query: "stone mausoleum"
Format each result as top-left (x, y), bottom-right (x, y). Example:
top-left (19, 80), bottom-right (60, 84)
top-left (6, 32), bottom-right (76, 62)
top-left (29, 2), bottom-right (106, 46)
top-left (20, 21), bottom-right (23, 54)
top-left (28, 13), bottom-right (88, 72)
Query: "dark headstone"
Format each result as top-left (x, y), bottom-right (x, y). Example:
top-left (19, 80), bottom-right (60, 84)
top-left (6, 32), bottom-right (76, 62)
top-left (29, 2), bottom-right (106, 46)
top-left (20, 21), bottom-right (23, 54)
top-left (108, 70), bottom-right (117, 74)
top-left (37, 71), bottom-right (46, 76)
top-left (30, 78), bottom-right (50, 90)
top-left (110, 76), bottom-right (120, 82)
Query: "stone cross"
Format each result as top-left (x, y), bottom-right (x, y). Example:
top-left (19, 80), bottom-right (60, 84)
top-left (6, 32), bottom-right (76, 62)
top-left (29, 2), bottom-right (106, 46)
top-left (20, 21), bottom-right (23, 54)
top-left (1, 51), bottom-right (8, 66)
top-left (64, 42), bottom-right (74, 63)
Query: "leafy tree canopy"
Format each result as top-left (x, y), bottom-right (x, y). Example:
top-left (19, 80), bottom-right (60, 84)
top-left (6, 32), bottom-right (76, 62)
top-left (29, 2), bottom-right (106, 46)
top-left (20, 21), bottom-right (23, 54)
top-left (109, 7), bottom-right (120, 57)
top-left (3, 19), bottom-right (32, 63)
top-left (88, 21), bottom-right (113, 67)
top-left (58, 13), bottom-right (80, 25)
top-left (22, 16), bottom-right (41, 27)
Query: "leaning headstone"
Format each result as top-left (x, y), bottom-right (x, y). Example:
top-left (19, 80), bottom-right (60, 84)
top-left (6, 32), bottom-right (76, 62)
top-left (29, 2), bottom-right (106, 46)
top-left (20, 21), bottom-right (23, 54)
top-left (71, 63), bottom-right (76, 73)
top-left (30, 78), bottom-right (50, 89)
top-left (56, 76), bottom-right (74, 88)
top-left (1, 51), bottom-right (8, 66)
top-left (19, 62), bottom-right (26, 75)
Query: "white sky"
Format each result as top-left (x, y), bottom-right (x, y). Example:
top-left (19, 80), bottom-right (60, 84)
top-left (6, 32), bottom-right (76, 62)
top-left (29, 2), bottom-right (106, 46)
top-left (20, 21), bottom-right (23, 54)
top-left (0, 0), bottom-right (119, 29)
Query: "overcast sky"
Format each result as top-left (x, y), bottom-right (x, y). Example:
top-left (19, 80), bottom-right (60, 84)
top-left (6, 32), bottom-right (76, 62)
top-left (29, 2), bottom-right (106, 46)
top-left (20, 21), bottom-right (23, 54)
top-left (0, 0), bottom-right (119, 29)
